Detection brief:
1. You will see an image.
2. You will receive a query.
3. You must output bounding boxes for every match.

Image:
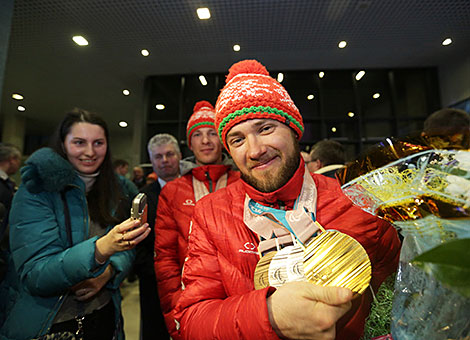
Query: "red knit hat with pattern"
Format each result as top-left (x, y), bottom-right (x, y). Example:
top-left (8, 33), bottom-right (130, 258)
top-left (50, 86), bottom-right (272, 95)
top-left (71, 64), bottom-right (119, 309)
top-left (186, 100), bottom-right (216, 147)
top-left (215, 59), bottom-right (304, 150)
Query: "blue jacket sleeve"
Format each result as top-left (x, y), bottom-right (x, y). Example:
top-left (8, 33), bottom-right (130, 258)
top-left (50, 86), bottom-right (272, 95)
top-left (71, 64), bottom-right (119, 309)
top-left (107, 248), bottom-right (135, 289)
top-left (9, 187), bottom-right (108, 297)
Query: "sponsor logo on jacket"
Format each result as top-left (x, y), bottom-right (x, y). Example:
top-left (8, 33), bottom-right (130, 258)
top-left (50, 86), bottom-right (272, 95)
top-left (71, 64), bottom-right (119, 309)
top-left (238, 242), bottom-right (258, 255)
top-left (183, 199), bottom-right (195, 206)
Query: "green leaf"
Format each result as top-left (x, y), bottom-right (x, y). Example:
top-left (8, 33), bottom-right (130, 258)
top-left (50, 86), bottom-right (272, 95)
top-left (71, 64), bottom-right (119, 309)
top-left (412, 238), bottom-right (470, 297)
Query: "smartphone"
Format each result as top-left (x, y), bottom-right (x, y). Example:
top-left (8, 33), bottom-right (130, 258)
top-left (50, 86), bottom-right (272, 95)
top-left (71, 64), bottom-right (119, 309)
top-left (130, 193), bottom-right (148, 225)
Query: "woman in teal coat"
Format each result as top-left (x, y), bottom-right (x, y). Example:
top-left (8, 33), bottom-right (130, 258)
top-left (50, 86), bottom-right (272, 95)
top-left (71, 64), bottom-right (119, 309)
top-left (0, 109), bottom-right (150, 340)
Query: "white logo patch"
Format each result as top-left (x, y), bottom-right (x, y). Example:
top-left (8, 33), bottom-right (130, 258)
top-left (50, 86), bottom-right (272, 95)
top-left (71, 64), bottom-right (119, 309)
top-left (183, 199), bottom-right (195, 206)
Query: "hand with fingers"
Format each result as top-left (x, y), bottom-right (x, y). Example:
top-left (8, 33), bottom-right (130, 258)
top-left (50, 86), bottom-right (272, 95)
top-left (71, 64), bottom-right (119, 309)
top-left (72, 264), bottom-right (114, 301)
top-left (95, 218), bottom-right (151, 263)
top-left (267, 281), bottom-right (353, 340)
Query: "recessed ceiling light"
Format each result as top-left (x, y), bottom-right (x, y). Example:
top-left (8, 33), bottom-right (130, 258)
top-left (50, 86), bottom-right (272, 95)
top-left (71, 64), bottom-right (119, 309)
top-left (72, 35), bottom-right (88, 46)
top-left (233, 44), bottom-right (241, 52)
top-left (156, 104), bottom-right (165, 110)
top-left (17, 105), bottom-right (25, 112)
top-left (12, 93), bottom-right (23, 100)
top-left (442, 38), bottom-right (452, 46)
top-left (122, 89), bottom-right (130, 96)
top-left (277, 73), bottom-right (284, 83)
top-left (119, 121), bottom-right (128, 128)
top-left (331, 127), bottom-right (337, 132)
top-left (372, 92), bottom-right (381, 99)
top-left (338, 40), bottom-right (347, 48)
top-left (141, 49), bottom-right (150, 57)
top-left (355, 70), bottom-right (365, 81)
top-left (348, 112), bottom-right (355, 117)
top-left (307, 94), bottom-right (314, 100)
top-left (197, 7), bottom-right (211, 20)
top-left (319, 72), bottom-right (325, 78)
top-left (199, 75), bottom-right (208, 86)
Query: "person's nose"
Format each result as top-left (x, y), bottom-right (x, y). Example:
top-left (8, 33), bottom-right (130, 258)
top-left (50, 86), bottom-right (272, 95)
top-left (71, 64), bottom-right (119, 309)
top-left (162, 154), bottom-right (169, 163)
top-left (84, 143), bottom-right (95, 157)
top-left (246, 135), bottom-right (266, 160)
top-left (202, 133), bottom-right (210, 144)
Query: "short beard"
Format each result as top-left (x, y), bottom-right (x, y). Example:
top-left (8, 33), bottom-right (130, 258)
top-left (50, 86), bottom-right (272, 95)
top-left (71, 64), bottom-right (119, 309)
top-left (242, 139), bottom-right (300, 193)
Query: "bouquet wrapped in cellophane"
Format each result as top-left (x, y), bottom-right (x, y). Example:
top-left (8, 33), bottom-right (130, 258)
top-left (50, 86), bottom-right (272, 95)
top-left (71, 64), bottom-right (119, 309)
top-left (338, 138), bottom-right (470, 340)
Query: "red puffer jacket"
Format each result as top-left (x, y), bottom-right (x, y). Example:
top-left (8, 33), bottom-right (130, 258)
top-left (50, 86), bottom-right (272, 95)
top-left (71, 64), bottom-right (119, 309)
top-left (154, 164), bottom-right (240, 339)
top-left (175, 163), bottom-right (401, 340)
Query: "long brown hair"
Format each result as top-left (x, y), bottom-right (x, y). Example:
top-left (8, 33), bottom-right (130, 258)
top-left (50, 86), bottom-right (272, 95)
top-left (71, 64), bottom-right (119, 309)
top-left (50, 108), bottom-right (121, 226)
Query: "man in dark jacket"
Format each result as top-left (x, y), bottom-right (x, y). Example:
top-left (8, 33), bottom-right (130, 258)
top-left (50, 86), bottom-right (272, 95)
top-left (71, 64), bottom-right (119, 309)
top-left (174, 60), bottom-right (400, 340)
top-left (136, 133), bottom-right (183, 340)
top-left (0, 143), bottom-right (21, 282)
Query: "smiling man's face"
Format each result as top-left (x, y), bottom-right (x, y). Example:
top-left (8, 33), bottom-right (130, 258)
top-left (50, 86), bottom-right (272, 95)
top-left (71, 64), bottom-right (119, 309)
top-left (190, 127), bottom-right (223, 166)
top-left (226, 119), bottom-right (300, 192)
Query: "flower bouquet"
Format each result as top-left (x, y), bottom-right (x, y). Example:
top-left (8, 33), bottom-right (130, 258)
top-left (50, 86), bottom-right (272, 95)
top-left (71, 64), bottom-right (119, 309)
top-left (339, 140), bottom-right (470, 340)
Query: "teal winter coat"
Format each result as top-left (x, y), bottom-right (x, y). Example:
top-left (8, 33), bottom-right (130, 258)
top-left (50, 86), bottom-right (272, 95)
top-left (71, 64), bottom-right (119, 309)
top-left (0, 148), bottom-right (134, 340)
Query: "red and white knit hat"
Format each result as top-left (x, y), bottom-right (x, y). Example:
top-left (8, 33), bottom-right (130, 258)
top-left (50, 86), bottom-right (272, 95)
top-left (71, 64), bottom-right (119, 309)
top-left (215, 59), bottom-right (304, 150)
top-left (186, 100), bottom-right (216, 147)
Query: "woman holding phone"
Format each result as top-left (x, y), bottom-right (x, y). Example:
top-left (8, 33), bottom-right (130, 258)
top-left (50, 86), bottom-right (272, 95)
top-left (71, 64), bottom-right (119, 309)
top-left (0, 109), bottom-right (150, 340)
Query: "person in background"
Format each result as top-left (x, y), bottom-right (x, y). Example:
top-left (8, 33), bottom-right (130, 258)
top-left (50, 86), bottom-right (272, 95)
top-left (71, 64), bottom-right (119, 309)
top-left (422, 108), bottom-right (470, 149)
top-left (132, 166), bottom-right (146, 189)
top-left (113, 159), bottom-right (139, 206)
top-left (0, 109), bottom-right (150, 340)
top-left (0, 143), bottom-right (21, 241)
top-left (0, 143), bottom-right (21, 282)
top-left (135, 133), bottom-right (185, 340)
top-left (154, 101), bottom-right (240, 340)
top-left (113, 159), bottom-right (129, 177)
top-left (145, 172), bottom-right (158, 185)
top-left (307, 139), bottom-right (346, 178)
top-left (174, 60), bottom-right (400, 340)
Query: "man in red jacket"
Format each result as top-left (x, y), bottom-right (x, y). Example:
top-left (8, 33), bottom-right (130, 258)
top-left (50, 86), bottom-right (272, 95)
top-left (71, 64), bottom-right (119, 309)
top-left (154, 101), bottom-right (240, 339)
top-left (174, 60), bottom-right (401, 340)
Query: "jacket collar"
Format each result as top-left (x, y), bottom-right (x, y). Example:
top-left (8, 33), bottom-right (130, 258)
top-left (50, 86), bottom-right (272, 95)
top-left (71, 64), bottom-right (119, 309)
top-left (242, 157), bottom-right (305, 208)
top-left (191, 164), bottom-right (231, 182)
top-left (21, 147), bottom-right (83, 193)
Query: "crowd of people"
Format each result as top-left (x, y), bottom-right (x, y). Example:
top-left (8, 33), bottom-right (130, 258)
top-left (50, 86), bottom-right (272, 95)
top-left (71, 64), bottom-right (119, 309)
top-left (0, 59), bottom-right (468, 340)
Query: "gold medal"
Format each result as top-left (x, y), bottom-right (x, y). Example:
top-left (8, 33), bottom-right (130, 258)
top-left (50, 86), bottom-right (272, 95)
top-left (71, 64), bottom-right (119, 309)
top-left (303, 229), bottom-right (371, 294)
top-left (253, 251), bottom-right (276, 290)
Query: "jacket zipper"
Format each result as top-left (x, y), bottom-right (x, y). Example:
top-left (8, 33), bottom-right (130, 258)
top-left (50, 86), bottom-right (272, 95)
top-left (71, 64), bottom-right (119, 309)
top-left (205, 171), bottom-right (213, 193)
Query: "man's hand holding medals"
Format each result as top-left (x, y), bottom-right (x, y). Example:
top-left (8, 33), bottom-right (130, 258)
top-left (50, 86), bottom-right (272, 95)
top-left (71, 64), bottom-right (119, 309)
top-left (245, 169), bottom-right (372, 339)
top-left (266, 281), bottom-right (353, 340)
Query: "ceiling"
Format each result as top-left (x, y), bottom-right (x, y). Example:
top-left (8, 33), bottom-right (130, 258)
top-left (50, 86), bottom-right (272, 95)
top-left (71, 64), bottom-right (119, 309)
top-left (1, 0), bottom-right (470, 136)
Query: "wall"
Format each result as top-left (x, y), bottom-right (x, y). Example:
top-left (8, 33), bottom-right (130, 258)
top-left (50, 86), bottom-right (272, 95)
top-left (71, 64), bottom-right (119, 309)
top-left (0, 0), bottom-right (14, 109)
top-left (438, 55), bottom-right (470, 107)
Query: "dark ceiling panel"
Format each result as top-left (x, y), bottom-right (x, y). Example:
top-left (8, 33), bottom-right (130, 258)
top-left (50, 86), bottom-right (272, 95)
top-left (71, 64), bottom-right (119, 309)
top-left (1, 0), bottom-right (469, 134)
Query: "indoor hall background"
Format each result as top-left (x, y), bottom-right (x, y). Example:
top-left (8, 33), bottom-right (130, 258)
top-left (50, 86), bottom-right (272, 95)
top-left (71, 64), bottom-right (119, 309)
top-left (1, 0), bottom-right (469, 167)
top-left (144, 67), bottom-right (441, 162)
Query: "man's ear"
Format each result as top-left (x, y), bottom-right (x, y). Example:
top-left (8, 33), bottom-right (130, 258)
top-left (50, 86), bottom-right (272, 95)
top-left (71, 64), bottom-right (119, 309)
top-left (307, 159), bottom-right (322, 173)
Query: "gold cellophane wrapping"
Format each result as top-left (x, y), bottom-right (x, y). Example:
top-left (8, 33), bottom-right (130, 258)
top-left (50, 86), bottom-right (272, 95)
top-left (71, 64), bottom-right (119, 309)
top-left (303, 230), bottom-right (371, 294)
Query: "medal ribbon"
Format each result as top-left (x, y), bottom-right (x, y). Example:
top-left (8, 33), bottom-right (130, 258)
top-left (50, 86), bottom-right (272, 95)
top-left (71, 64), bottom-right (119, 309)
top-left (243, 167), bottom-right (320, 255)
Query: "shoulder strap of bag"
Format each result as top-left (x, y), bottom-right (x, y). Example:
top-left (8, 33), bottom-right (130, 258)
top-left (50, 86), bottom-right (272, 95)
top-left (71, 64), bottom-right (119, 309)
top-left (60, 190), bottom-right (73, 247)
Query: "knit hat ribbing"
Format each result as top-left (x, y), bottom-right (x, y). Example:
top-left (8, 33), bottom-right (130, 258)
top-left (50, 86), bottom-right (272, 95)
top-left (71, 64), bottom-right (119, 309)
top-left (186, 100), bottom-right (216, 147)
top-left (215, 60), bottom-right (304, 150)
